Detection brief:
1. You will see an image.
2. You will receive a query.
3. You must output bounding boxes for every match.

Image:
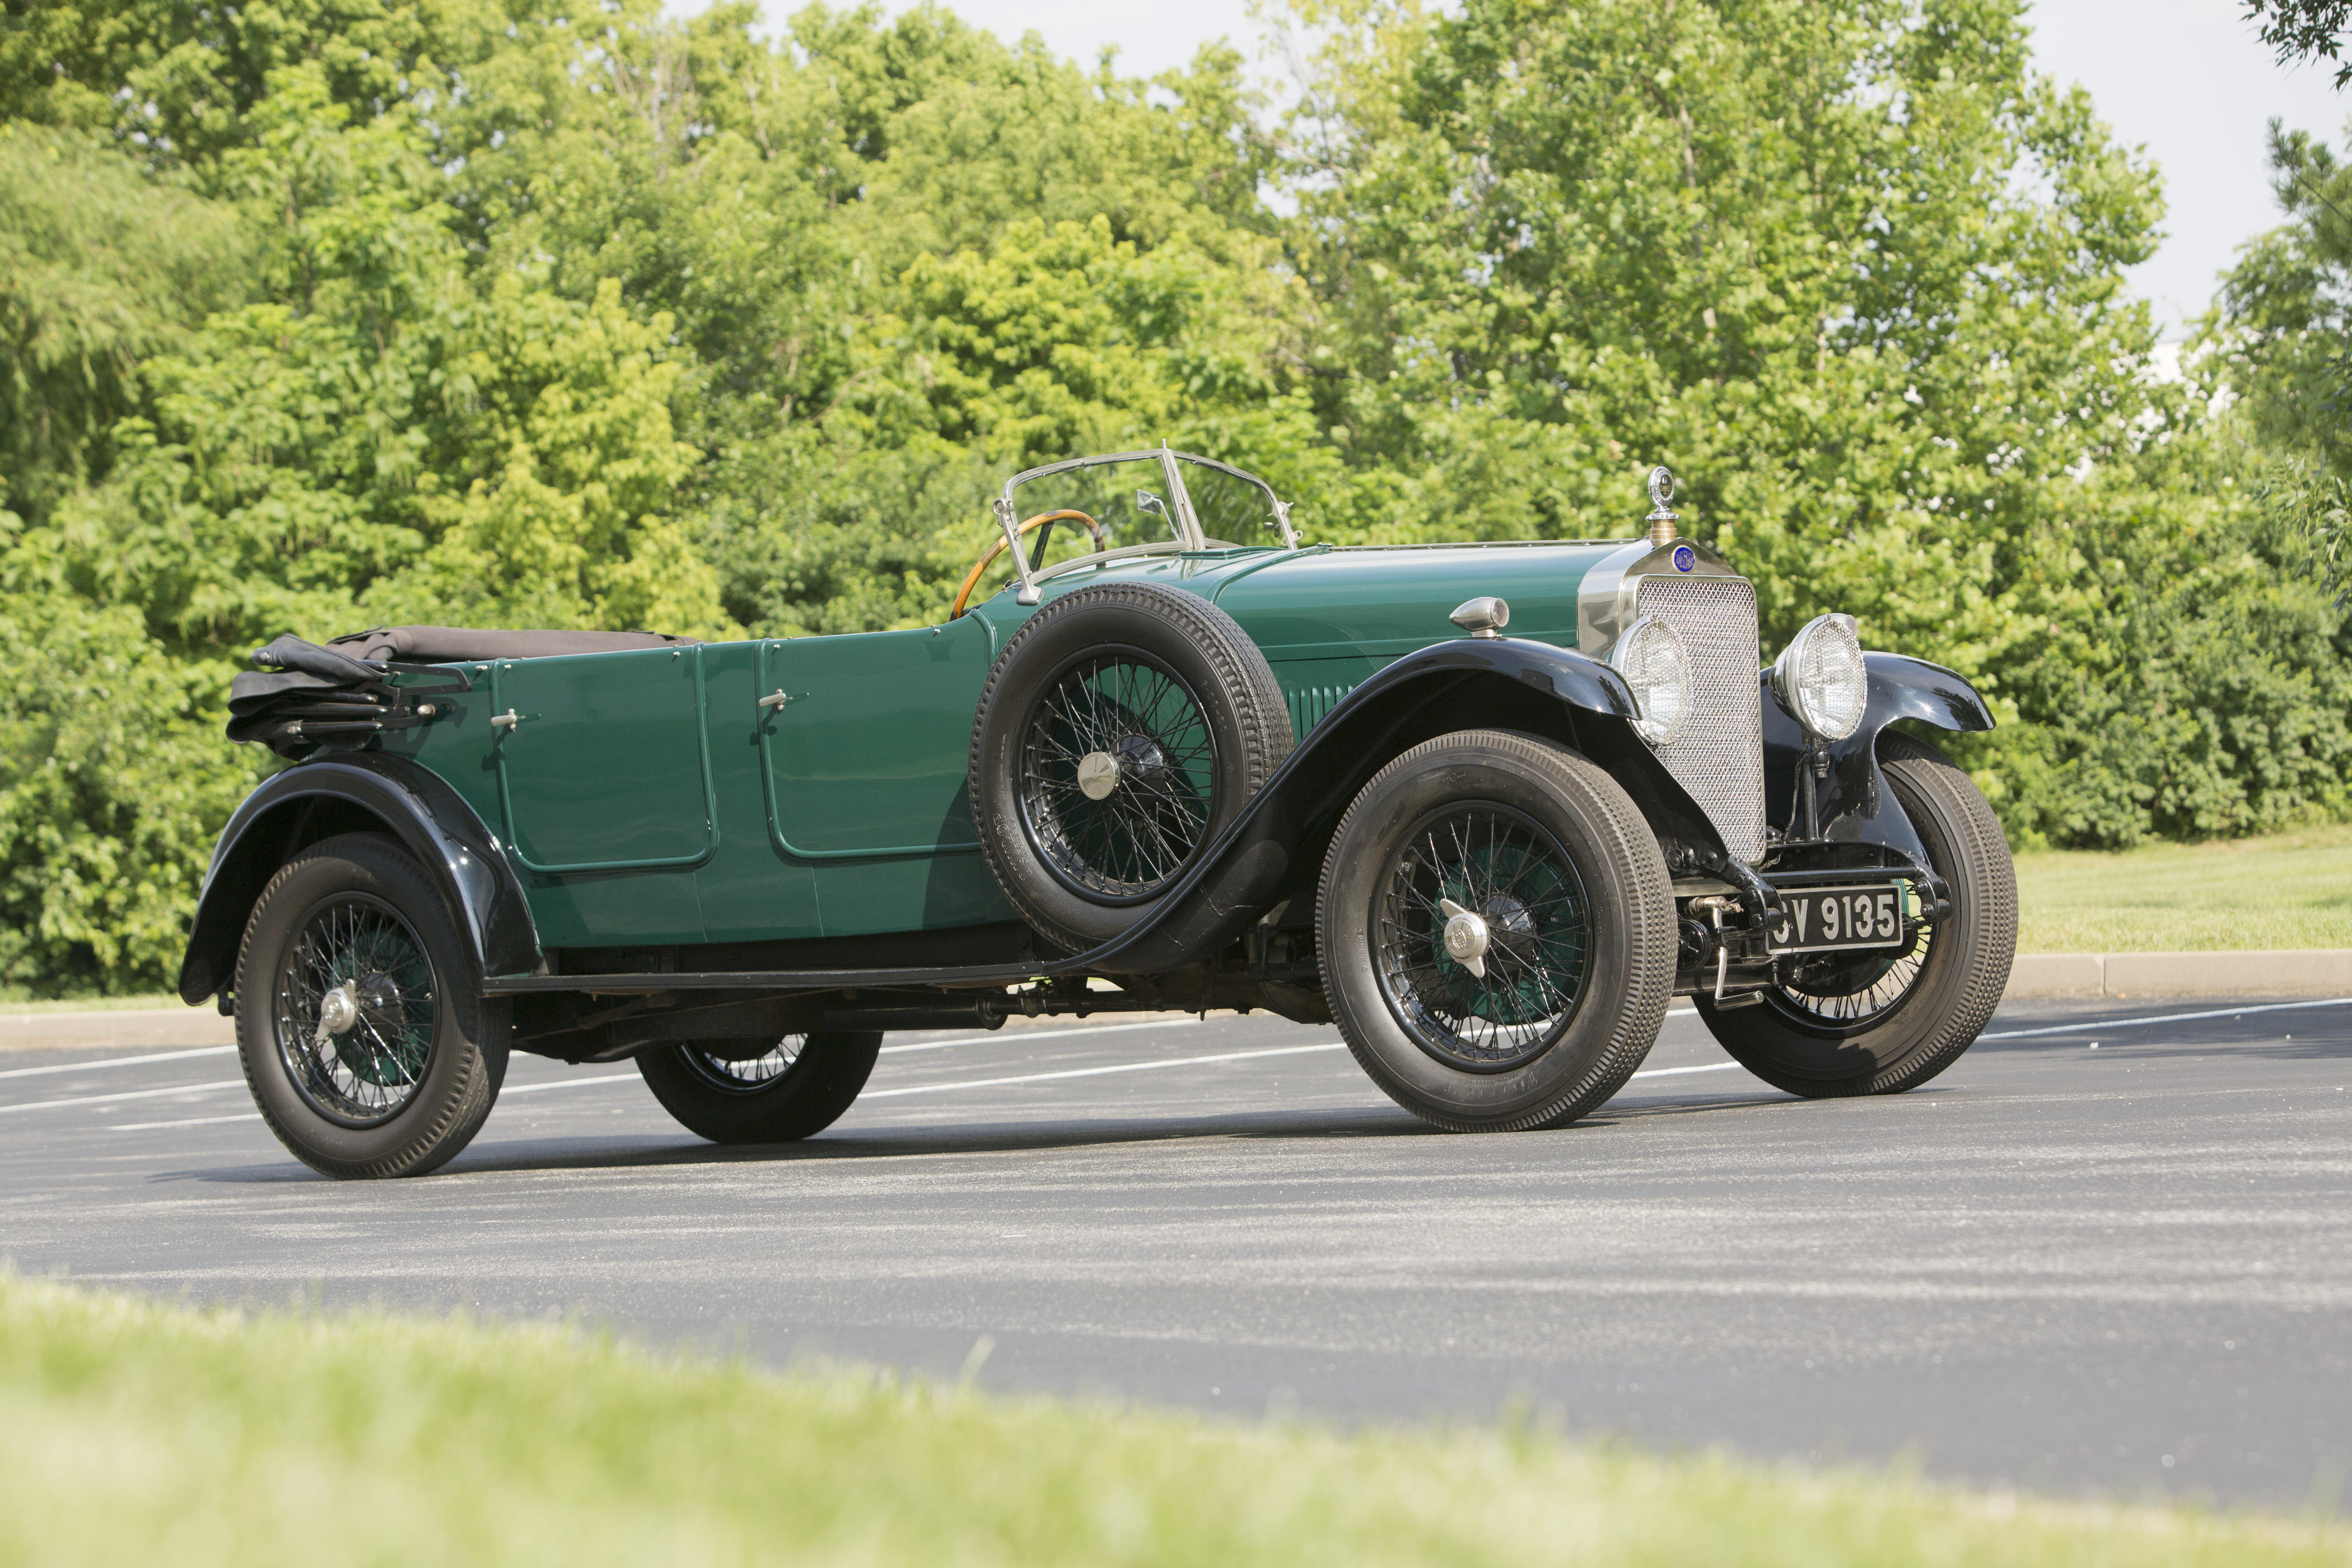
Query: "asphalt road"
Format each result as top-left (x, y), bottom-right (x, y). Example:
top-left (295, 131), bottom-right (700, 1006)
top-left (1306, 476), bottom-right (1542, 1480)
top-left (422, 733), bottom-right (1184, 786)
top-left (2, 992), bottom-right (2346, 1511)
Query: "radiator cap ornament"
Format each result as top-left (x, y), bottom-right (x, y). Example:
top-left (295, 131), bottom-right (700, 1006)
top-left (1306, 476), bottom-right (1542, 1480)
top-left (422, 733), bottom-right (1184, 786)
top-left (1646, 465), bottom-right (1679, 548)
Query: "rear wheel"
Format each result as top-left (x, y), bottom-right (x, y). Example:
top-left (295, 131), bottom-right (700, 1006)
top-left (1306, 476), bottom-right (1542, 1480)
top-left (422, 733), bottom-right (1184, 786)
top-left (234, 833), bottom-right (506, 1179)
top-left (1698, 732), bottom-right (2015, 1096)
top-left (1317, 731), bottom-right (1677, 1132)
top-left (637, 1032), bottom-right (882, 1144)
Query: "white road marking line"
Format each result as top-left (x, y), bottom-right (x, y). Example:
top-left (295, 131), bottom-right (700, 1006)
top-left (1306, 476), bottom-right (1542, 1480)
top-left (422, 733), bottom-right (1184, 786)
top-left (501, 1072), bottom-right (641, 1095)
top-left (1630, 1061), bottom-right (1742, 1079)
top-left (883, 1018), bottom-right (1200, 1054)
top-left (109, 1112), bottom-right (262, 1131)
top-left (862, 1042), bottom-right (1347, 1097)
top-left (0, 1044), bottom-right (236, 1081)
top-left (1980, 996), bottom-right (2352, 1042)
top-left (0, 1078), bottom-right (245, 1114)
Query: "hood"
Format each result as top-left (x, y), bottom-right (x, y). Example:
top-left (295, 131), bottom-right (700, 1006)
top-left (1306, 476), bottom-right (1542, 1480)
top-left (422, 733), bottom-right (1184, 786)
top-left (1202, 542), bottom-right (1629, 661)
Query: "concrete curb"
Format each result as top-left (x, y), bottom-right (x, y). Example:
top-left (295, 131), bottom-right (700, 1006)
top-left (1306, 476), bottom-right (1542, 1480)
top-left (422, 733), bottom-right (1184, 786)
top-left (0, 1007), bottom-right (235, 1053)
top-left (2003, 950), bottom-right (2352, 1000)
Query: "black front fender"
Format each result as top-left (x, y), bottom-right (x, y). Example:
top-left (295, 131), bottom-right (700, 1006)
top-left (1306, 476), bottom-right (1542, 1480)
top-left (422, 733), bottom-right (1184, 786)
top-left (1086, 636), bottom-right (1729, 973)
top-left (177, 753), bottom-right (542, 1006)
top-left (1762, 652), bottom-right (1995, 865)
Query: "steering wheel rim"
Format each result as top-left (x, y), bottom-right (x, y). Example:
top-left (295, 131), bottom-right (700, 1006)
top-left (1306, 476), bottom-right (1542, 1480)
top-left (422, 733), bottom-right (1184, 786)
top-left (950, 510), bottom-right (1106, 619)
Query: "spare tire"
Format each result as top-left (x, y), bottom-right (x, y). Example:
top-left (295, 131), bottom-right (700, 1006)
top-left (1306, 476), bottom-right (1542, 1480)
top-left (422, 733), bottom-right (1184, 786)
top-left (969, 581), bottom-right (1294, 954)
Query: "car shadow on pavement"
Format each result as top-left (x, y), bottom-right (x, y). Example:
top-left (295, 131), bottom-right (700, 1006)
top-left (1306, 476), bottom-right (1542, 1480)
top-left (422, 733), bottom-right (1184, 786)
top-left (158, 1085), bottom-right (1805, 1182)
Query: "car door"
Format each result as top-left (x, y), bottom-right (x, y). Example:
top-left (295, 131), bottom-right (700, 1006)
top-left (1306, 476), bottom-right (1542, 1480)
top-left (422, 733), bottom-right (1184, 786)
top-left (490, 646), bottom-right (716, 875)
top-left (757, 618), bottom-right (994, 857)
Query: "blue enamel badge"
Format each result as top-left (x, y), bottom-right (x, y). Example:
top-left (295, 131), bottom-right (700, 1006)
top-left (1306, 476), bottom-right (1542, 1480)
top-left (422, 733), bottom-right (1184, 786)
top-left (1672, 544), bottom-right (1695, 573)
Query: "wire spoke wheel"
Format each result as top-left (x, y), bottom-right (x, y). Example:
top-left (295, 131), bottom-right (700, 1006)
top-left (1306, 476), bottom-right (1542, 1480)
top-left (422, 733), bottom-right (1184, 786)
top-left (272, 893), bottom-right (438, 1127)
top-left (1017, 648), bottom-right (1220, 901)
top-left (678, 1037), bottom-right (808, 1094)
top-left (1766, 925), bottom-right (1934, 1032)
top-left (1373, 803), bottom-right (1594, 1072)
top-left (637, 1030), bottom-right (882, 1144)
top-left (1697, 732), bottom-right (2017, 1099)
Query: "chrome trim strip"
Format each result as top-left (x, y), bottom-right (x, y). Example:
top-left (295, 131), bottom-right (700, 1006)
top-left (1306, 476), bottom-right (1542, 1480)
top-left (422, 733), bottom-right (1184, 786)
top-left (1576, 536), bottom-right (1744, 657)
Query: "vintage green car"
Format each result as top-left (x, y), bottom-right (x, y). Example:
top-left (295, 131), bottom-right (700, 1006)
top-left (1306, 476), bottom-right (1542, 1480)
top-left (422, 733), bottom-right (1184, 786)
top-left (180, 450), bottom-right (2017, 1178)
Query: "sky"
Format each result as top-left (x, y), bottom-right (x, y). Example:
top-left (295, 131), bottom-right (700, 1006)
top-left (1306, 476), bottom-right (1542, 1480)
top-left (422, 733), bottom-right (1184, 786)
top-left (692, 0), bottom-right (2352, 339)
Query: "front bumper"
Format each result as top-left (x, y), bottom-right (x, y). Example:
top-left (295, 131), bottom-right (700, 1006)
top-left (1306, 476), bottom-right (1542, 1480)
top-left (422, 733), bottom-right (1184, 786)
top-left (1671, 841), bottom-right (1950, 1004)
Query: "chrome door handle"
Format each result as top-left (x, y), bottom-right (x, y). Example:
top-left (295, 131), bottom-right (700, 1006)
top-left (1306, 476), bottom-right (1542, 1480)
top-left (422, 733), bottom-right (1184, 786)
top-left (757, 690), bottom-right (792, 711)
top-left (490, 709), bottom-right (521, 729)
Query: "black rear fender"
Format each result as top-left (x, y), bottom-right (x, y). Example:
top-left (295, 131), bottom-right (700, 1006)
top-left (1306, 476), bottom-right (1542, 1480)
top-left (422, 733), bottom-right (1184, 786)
top-left (176, 754), bottom-right (542, 1006)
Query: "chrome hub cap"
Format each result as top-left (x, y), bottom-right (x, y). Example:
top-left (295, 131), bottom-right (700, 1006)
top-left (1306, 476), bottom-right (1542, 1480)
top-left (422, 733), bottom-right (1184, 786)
top-left (1076, 750), bottom-right (1120, 800)
top-left (1438, 898), bottom-right (1491, 979)
top-left (316, 982), bottom-right (360, 1039)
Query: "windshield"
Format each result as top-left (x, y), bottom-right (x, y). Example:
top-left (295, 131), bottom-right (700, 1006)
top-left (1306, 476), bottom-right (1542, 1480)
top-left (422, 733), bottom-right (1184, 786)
top-left (1005, 458), bottom-right (1186, 571)
top-left (1177, 458), bottom-right (1289, 550)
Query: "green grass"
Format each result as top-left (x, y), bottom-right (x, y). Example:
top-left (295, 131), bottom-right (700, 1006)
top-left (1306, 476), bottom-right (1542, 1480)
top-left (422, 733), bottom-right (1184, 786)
top-left (2015, 824), bottom-right (2352, 954)
top-left (0, 1276), bottom-right (2338, 1567)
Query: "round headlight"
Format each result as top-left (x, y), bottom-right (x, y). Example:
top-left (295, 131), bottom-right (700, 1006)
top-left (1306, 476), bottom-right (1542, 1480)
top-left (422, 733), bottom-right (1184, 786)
top-left (1771, 613), bottom-right (1866, 742)
top-left (1610, 616), bottom-right (1693, 748)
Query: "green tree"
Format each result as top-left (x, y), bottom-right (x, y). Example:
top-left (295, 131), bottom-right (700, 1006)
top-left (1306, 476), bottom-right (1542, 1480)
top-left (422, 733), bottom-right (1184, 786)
top-left (1267, 0), bottom-right (2344, 844)
top-left (2243, 0), bottom-right (2352, 89)
top-left (0, 591), bottom-right (252, 996)
top-left (0, 125), bottom-right (242, 531)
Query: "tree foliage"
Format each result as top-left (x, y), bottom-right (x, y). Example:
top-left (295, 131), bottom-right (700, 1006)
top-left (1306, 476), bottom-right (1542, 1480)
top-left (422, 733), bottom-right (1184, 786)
top-left (2243, 0), bottom-right (2352, 90)
top-left (0, 0), bottom-right (2342, 992)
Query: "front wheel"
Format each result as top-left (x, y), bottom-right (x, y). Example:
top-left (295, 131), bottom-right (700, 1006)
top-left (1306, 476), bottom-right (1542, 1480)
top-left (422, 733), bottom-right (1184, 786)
top-left (1698, 731), bottom-right (2016, 1096)
top-left (637, 1033), bottom-right (882, 1144)
top-left (1317, 730), bottom-right (1678, 1132)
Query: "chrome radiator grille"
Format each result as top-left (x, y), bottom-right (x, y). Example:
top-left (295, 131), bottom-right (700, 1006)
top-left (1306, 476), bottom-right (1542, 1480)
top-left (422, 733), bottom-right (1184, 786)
top-left (1633, 575), bottom-right (1766, 863)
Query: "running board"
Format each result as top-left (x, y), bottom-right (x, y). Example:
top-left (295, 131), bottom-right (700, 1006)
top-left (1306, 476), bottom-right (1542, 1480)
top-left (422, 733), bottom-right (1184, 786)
top-left (482, 960), bottom-right (1077, 996)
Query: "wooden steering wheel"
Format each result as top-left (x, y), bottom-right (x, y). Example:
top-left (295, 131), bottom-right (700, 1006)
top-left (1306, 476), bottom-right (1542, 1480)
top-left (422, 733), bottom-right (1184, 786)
top-left (950, 510), bottom-right (1107, 619)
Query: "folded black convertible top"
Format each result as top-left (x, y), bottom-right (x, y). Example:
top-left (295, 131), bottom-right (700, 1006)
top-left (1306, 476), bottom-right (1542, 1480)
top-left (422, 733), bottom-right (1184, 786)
top-left (326, 626), bottom-right (698, 662)
top-left (228, 625), bottom-right (696, 760)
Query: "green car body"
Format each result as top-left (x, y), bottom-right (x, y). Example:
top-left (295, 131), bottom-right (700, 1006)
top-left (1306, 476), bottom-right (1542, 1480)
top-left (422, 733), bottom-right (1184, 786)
top-left (373, 539), bottom-right (1622, 952)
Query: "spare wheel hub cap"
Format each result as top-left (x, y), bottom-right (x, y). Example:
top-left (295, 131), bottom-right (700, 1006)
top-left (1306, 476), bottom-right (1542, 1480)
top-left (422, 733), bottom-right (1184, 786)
top-left (1076, 750), bottom-right (1120, 800)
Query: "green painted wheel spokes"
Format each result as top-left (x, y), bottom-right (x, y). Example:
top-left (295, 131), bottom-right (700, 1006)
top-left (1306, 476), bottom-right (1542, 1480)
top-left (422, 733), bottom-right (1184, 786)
top-left (1374, 805), bottom-right (1592, 1070)
top-left (1020, 652), bottom-right (1219, 899)
top-left (1772, 923), bottom-right (1934, 1028)
top-left (274, 895), bottom-right (437, 1126)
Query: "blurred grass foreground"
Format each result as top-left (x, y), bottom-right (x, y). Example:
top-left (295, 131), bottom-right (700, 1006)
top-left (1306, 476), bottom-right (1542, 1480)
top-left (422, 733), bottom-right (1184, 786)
top-left (0, 1276), bottom-right (2339, 1567)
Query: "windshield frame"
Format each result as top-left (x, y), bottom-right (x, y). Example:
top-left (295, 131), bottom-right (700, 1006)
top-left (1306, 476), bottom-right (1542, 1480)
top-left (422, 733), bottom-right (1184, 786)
top-left (992, 447), bottom-right (1297, 604)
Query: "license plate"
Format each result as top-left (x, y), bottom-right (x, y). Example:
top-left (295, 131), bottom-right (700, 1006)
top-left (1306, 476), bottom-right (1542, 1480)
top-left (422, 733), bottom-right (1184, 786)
top-left (1768, 884), bottom-right (1907, 954)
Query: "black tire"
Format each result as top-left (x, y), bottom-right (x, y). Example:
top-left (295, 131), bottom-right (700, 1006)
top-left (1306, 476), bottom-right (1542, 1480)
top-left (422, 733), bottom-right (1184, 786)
top-left (234, 833), bottom-right (507, 1179)
top-left (969, 581), bottom-right (1294, 954)
top-left (1698, 732), bottom-right (2017, 1097)
top-left (1317, 730), bottom-right (1677, 1132)
top-left (637, 1032), bottom-right (882, 1144)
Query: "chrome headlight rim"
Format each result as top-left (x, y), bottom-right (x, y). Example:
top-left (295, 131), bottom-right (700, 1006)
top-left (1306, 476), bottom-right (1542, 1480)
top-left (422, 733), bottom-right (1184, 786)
top-left (1771, 612), bottom-right (1866, 743)
top-left (1608, 614), bottom-right (1695, 749)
